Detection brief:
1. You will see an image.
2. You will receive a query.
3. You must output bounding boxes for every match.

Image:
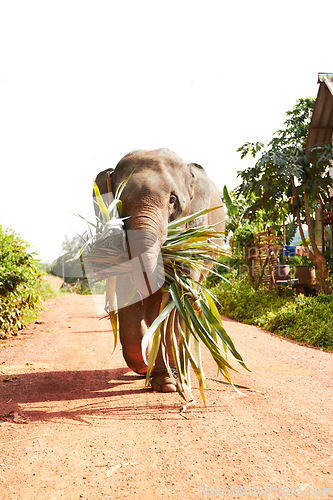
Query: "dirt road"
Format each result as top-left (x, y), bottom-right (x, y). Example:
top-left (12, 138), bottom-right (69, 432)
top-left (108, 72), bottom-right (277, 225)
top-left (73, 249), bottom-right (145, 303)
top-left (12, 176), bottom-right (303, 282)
top-left (0, 295), bottom-right (332, 499)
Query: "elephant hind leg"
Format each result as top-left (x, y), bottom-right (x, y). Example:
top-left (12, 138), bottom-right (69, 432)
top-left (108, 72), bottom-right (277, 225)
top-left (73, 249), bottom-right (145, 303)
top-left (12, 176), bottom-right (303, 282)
top-left (121, 345), bottom-right (147, 375)
top-left (118, 302), bottom-right (148, 375)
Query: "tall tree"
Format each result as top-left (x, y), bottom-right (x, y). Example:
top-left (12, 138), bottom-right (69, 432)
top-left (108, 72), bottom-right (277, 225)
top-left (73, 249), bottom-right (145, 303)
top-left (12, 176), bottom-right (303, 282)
top-left (236, 98), bottom-right (333, 291)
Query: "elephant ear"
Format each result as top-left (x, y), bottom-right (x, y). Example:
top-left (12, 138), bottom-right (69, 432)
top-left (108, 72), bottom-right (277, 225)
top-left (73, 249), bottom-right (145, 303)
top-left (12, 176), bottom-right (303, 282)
top-left (93, 168), bottom-right (115, 217)
top-left (187, 163), bottom-right (212, 224)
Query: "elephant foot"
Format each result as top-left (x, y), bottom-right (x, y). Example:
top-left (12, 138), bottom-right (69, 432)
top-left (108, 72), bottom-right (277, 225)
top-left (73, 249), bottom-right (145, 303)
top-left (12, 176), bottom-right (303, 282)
top-left (150, 369), bottom-right (177, 393)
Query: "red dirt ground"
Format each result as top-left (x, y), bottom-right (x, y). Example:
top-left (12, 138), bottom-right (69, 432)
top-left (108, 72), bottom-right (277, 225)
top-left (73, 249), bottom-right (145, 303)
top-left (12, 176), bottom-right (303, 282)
top-left (0, 295), bottom-right (332, 499)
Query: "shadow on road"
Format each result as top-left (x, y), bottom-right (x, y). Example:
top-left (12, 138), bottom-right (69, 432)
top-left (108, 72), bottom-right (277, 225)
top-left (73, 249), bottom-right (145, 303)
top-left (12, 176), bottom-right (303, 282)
top-left (0, 367), bottom-right (188, 423)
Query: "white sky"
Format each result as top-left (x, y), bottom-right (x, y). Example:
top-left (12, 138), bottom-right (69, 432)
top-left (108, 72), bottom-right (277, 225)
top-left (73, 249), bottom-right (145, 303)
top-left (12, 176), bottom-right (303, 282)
top-left (0, 0), bottom-right (332, 263)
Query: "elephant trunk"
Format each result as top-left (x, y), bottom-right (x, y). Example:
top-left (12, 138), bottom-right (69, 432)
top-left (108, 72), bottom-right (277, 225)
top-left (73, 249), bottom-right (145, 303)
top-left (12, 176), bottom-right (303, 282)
top-left (125, 216), bottom-right (167, 296)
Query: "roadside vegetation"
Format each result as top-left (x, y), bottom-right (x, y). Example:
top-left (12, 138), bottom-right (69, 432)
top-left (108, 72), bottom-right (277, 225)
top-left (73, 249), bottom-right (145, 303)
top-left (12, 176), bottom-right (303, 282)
top-left (215, 97), bottom-right (333, 351)
top-left (0, 226), bottom-right (53, 338)
top-left (236, 98), bottom-right (333, 292)
top-left (209, 273), bottom-right (333, 351)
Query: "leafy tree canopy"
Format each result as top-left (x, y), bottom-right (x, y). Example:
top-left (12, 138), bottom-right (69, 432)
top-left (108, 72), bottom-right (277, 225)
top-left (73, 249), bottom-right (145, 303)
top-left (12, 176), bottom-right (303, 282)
top-left (236, 98), bottom-right (333, 226)
top-left (234, 97), bottom-right (333, 291)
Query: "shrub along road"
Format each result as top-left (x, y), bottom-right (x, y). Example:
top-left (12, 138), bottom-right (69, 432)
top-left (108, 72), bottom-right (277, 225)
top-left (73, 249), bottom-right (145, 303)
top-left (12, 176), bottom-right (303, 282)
top-left (0, 295), bottom-right (332, 499)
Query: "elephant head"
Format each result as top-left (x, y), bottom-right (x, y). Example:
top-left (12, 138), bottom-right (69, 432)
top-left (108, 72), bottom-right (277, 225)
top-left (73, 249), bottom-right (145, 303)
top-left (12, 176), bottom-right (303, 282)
top-left (94, 148), bottom-right (224, 295)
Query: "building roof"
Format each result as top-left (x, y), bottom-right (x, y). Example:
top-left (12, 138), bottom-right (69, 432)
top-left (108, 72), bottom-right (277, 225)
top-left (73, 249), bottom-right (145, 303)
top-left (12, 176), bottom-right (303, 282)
top-left (306, 73), bottom-right (333, 159)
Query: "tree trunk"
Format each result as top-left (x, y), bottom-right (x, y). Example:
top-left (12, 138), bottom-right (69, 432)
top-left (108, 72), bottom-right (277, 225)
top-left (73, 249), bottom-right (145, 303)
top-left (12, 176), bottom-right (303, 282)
top-left (290, 176), bottom-right (330, 293)
top-left (303, 188), bottom-right (330, 293)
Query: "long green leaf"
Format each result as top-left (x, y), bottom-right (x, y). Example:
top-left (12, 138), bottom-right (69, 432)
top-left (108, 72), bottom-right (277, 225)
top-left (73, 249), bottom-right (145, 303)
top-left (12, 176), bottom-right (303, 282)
top-left (183, 296), bottom-right (237, 373)
top-left (141, 299), bottom-right (175, 364)
top-left (223, 185), bottom-right (238, 217)
top-left (167, 205), bottom-right (224, 229)
top-left (198, 298), bottom-right (249, 370)
top-left (145, 327), bottom-right (163, 385)
top-left (169, 283), bottom-right (194, 333)
top-left (169, 310), bottom-right (188, 393)
top-left (93, 182), bottom-right (110, 223)
top-left (177, 317), bottom-right (206, 404)
top-left (193, 336), bottom-right (206, 405)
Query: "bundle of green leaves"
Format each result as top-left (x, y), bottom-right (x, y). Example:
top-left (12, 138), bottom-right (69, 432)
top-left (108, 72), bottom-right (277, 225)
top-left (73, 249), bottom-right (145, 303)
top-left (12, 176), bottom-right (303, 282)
top-left (145, 213), bottom-right (250, 403)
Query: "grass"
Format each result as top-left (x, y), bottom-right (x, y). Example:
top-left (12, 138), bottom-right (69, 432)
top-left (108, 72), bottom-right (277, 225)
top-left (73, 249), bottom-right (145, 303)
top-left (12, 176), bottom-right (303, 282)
top-left (211, 276), bottom-right (333, 351)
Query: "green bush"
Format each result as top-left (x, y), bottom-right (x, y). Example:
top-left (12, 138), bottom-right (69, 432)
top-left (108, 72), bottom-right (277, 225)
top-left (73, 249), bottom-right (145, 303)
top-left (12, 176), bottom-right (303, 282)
top-left (266, 294), bottom-right (333, 350)
top-left (211, 277), bottom-right (333, 350)
top-left (0, 226), bottom-right (44, 336)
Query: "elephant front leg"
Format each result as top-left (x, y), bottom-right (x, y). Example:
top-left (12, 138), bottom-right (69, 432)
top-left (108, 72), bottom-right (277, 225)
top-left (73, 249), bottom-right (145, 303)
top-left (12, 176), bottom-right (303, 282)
top-left (146, 300), bottom-right (177, 393)
top-left (118, 291), bottom-right (177, 393)
top-left (150, 351), bottom-right (177, 393)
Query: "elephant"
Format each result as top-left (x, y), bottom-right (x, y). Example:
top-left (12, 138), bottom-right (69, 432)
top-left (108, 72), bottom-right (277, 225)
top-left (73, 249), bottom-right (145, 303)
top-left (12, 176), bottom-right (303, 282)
top-left (94, 148), bottom-right (225, 393)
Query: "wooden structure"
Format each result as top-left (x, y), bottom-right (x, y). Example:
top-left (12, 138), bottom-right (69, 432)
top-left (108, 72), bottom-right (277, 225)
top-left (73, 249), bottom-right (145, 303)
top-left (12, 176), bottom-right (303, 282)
top-left (306, 73), bottom-right (333, 254)
top-left (250, 230), bottom-right (281, 287)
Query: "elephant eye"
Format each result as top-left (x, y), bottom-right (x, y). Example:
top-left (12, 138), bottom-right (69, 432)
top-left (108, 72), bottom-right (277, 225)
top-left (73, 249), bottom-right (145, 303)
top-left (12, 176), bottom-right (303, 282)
top-left (169, 194), bottom-right (177, 205)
